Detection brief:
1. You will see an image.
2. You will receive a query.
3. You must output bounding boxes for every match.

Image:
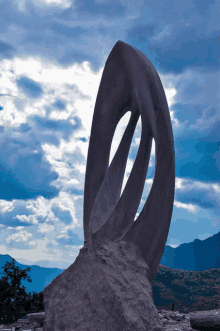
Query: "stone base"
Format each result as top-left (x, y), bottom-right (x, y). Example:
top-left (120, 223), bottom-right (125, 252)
top-left (43, 241), bottom-right (164, 331)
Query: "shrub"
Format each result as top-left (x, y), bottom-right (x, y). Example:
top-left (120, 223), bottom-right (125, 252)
top-left (0, 258), bottom-right (43, 325)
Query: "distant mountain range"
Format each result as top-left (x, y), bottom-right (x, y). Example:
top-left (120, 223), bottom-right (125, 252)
top-left (0, 254), bottom-right (65, 296)
top-left (0, 230), bottom-right (219, 296)
top-left (160, 230), bottom-right (220, 271)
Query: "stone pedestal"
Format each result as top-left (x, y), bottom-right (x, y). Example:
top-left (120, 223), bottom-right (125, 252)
top-left (43, 241), bottom-right (164, 331)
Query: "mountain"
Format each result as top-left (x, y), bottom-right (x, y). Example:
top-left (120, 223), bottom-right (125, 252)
top-left (152, 264), bottom-right (220, 314)
top-left (1, 253), bottom-right (220, 315)
top-left (0, 230), bottom-right (219, 298)
top-left (0, 254), bottom-right (65, 296)
top-left (160, 230), bottom-right (220, 271)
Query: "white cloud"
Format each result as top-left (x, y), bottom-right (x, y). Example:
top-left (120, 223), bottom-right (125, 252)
top-left (174, 200), bottom-right (200, 214)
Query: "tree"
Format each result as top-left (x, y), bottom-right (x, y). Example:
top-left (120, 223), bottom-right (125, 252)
top-left (0, 258), bottom-right (37, 325)
top-left (27, 290), bottom-right (44, 314)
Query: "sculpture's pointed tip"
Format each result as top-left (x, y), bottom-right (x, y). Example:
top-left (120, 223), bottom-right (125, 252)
top-left (114, 40), bottom-right (126, 48)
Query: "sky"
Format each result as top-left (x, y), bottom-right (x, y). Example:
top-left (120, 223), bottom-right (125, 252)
top-left (0, 0), bottom-right (219, 270)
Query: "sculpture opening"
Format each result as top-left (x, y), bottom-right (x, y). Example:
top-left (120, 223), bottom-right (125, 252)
top-left (134, 137), bottom-right (156, 221)
top-left (108, 110), bottom-right (132, 196)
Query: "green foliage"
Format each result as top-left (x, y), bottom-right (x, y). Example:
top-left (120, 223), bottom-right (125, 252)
top-left (0, 258), bottom-right (44, 325)
top-left (152, 265), bottom-right (220, 313)
top-left (27, 290), bottom-right (44, 314)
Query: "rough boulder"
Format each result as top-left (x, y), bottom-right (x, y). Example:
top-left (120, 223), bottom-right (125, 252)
top-left (43, 240), bottom-right (164, 331)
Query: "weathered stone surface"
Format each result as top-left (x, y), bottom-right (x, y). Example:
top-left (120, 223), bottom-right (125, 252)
top-left (43, 241), bottom-right (164, 331)
top-left (190, 310), bottom-right (220, 330)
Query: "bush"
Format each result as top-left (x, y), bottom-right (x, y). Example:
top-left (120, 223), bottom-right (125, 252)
top-left (26, 290), bottom-right (44, 314)
top-left (0, 258), bottom-right (44, 325)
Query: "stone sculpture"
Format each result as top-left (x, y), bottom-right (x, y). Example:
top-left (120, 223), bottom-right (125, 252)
top-left (43, 40), bottom-right (175, 331)
top-left (83, 39), bottom-right (175, 285)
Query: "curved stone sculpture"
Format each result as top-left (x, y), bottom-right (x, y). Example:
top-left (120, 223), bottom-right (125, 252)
top-left (83, 40), bottom-right (175, 285)
top-left (43, 41), bottom-right (175, 331)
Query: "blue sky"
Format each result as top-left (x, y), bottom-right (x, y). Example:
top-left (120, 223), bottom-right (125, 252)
top-left (0, 0), bottom-right (219, 269)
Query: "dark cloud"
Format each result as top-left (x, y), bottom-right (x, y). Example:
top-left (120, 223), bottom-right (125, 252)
top-left (19, 123), bottom-right (31, 133)
top-left (0, 0), bottom-right (218, 75)
top-left (154, 31), bottom-right (219, 74)
top-left (51, 206), bottom-right (72, 225)
top-left (16, 76), bottom-right (44, 99)
top-left (56, 229), bottom-right (84, 246)
top-left (73, 0), bottom-right (126, 17)
top-left (175, 178), bottom-right (220, 210)
top-left (30, 115), bottom-right (82, 141)
top-left (68, 188), bottom-right (84, 196)
top-left (0, 162), bottom-right (59, 201)
top-left (193, 0), bottom-right (216, 16)
top-left (172, 103), bottom-right (203, 123)
top-left (0, 134), bottom-right (59, 201)
top-left (0, 41), bottom-right (16, 59)
top-left (38, 134), bottom-right (60, 147)
top-left (75, 137), bottom-right (87, 143)
top-left (53, 99), bottom-right (67, 110)
top-left (51, 23), bottom-right (86, 38)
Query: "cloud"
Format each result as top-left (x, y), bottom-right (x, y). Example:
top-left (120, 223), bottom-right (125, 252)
top-left (53, 99), bottom-right (67, 110)
top-left (16, 76), bottom-right (44, 99)
top-left (0, 41), bottom-right (16, 60)
top-left (175, 178), bottom-right (220, 212)
top-left (0, 131), bottom-right (59, 201)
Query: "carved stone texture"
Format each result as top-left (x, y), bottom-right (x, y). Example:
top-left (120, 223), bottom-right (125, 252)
top-left (43, 241), bottom-right (164, 331)
top-left (83, 40), bottom-right (175, 285)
